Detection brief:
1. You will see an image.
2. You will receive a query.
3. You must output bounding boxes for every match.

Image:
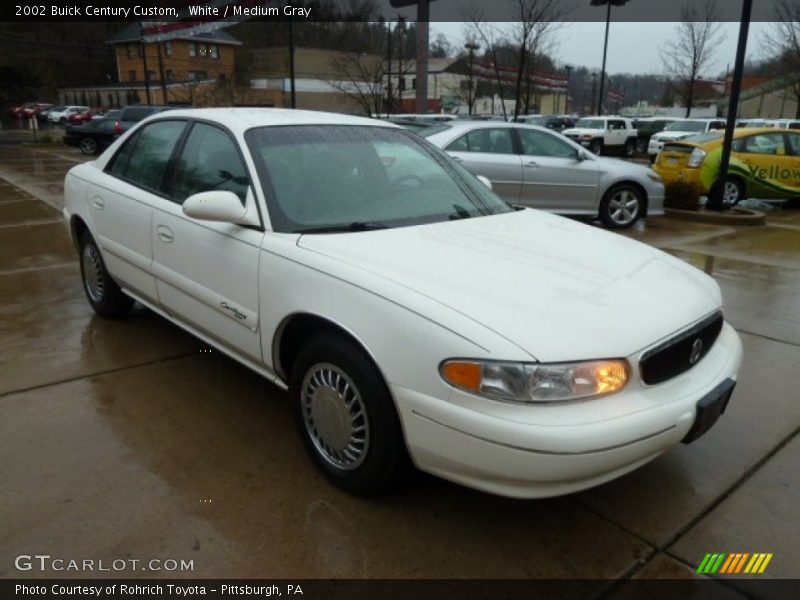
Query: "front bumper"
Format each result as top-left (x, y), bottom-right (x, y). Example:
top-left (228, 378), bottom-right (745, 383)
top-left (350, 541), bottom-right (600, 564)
top-left (392, 322), bottom-right (742, 498)
top-left (648, 139), bottom-right (665, 156)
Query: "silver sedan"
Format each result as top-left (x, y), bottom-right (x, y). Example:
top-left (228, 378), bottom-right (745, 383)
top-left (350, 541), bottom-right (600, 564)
top-left (423, 121), bottom-right (665, 228)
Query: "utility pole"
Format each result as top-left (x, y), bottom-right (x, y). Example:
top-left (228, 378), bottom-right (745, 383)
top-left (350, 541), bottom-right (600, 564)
top-left (564, 65), bottom-right (573, 115)
top-left (138, 22), bottom-right (152, 105)
top-left (590, 72), bottom-right (597, 115)
top-left (416, 0), bottom-right (430, 113)
top-left (592, 0), bottom-right (629, 115)
top-left (707, 0), bottom-right (752, 212)
top-left (288, 18), bottom-right (296, 108)
top-left (465, 41), bottom-right (479, 115)
top-left (386, 20), bottom-right (393, 114)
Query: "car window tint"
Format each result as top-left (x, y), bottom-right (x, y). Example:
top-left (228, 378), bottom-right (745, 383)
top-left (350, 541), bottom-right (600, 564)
top-left (464, 128), bottom-right (515, 154)
top-left (171, 122), bottom-right (249, 204)
top-left (118, 120), bottom-right (186, 192)
top-left (742, 133), bottom-right (787, 155)
top-left (446, 134), bottom-right (469, 152)
top-left (518, 128), bottom-right (576, 158)
top-left (108, 132), bottom-right (139, 177)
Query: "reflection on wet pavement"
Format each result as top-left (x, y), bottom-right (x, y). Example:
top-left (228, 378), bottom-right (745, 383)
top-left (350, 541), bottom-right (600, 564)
top-left (0, 143), bottom-right (798, 588)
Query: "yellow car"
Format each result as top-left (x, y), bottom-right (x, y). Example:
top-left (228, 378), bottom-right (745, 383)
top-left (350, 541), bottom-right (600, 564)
top-left (653, 127), bottom-right (800, 204)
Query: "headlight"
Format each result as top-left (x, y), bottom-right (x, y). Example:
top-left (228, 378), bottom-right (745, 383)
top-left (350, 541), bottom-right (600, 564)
top-left (687, 148), bottom-right (706, 168)
top-left (440, 359), bottom-right (630, 403)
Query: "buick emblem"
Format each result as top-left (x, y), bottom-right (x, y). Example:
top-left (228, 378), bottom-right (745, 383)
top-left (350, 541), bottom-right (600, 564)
top-left (689, 338), bottom-right (703, 365)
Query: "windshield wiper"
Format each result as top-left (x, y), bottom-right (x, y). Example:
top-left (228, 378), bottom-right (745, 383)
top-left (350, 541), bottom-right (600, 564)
top-left (296, 221), bottom-right (390, 234)
top-left (448, 204), bottom-right (473, 220)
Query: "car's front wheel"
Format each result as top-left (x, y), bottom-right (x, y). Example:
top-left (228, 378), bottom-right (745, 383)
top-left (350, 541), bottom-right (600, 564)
top-left (623, 139), bottom-right (636, 158)
top-left (590, 139), bottom-right (603, 155)
top-left (79, 137), bottom-right (98, 155)
top-left (599, 184), bottom-right (644, 229)
top-left (79, 231), bottom-right (134, 317)
top-left (290, 333), bottom-right (410, 496)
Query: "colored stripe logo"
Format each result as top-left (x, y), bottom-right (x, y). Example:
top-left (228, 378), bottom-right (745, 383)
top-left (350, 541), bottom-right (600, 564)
top-left (697, 552), bottom-right (773, 574)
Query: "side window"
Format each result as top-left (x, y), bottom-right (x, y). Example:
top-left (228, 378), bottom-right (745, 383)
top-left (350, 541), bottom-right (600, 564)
top-left (517, 128), bottom-right (576, 158)
top-left (446, 134), bottom-right (470, 152)
top-left (108, 132), bottom-right (139, 177)
top-left (115, 121), bottom-right (186, 193)
top-left (464, 128), bottom-right (515, 154)
top-left (785, 132), bottom-right (800, 155)
top-left (741, 133), bottom-right (787, 155)
top-left (710, 121), bottom-right (726, 131)
top-left (609, 120), bottom-right (625, 130)
top-left (171, 123), bottom-right (249, 204)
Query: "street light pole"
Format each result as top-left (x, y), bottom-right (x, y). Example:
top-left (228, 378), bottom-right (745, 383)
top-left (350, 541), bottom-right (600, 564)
top-left (592, 0), bottom-right (629, 115)
top-left (564, 65), bottom-right (573, 115)
top-left (707, 0), bottom-right (753, 211)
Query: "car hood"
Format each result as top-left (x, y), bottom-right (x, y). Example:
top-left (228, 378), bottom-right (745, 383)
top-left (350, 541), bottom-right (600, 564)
top-left (297, 210), bottom-right (721, 362)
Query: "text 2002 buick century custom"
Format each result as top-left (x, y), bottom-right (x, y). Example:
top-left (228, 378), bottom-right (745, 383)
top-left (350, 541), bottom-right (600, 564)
top-left (63, 108), bottom-right (742, 498)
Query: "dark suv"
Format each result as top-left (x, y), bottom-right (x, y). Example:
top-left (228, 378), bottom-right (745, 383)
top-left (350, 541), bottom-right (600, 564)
top-left (119, 105), bottom-right (183, 132)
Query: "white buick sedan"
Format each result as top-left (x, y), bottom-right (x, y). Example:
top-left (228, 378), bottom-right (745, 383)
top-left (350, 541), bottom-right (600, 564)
top-left (63, 109), bottom-right (742, 498)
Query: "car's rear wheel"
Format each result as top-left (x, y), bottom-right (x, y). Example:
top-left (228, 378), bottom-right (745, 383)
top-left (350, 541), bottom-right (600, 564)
top-left (721, 176), bottom-right (745, 207)
top-left (599, 184), bottom-right (643, 229)
top-left (290, 333), bottom-right (410, 496)
top-left (590, 139), bottom-right (603, 155)
top-left (79, 138), bottom-right (97, 155)
top-left (79, 232), bottom-right (133, 317)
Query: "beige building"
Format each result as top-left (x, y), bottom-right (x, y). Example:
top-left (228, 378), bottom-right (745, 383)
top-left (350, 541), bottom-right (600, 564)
top-left (718, 73), bottom-right (800, 119)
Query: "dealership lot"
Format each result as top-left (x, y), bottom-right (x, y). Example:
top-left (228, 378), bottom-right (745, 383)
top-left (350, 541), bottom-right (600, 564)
top-left (0, 142), bottom-right (798, 593)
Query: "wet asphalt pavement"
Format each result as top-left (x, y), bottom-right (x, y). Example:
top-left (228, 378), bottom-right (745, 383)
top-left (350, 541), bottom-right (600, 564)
top-left (0, 139), bottom-right (797, 594)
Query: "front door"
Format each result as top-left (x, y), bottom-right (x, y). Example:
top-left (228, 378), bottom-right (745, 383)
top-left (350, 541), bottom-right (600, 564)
top-left (151, 121), bottom-right (264, 361)
top-left (515, 127), bottom-right (600, 211)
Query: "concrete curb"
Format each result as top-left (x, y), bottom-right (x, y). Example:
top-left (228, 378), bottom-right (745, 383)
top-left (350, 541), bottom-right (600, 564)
top-left (664, 207), bottom-right (766, 226)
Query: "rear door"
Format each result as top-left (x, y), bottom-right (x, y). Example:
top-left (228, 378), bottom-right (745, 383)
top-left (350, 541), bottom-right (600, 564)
top-left (607, 119), bottom-right (627, 146)
top-left (151, 121), bottom-right (264, 361)
top-left (734, 132), bottom-right (799, 198)
top-left (515, 127), bottom-right (600, 211)
top-left (444, 127), bottom-right (522, 204)
top-left (91, 119), bottom-right (188, 302)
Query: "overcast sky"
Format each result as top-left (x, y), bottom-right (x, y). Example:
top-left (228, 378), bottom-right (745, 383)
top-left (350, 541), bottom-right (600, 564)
top-left (431, 22), bottom-right (774, 77)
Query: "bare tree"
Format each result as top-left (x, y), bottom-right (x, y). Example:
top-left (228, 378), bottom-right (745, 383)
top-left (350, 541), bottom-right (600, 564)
top-left (327, 52), bottom-right (385, 116)
top-left (508, 0), bottom-right (569, 119)
top-left (660, 0), bottom-right (725, 118)
top-left (769, 0), bottom-right (800, 118)
top-left (465, 7), bottom-right (511, 118)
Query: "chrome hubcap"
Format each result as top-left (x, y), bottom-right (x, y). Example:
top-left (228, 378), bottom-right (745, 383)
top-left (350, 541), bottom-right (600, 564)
top-left (81, 244), bottom-right (105, 303)
top-left (723, 181), bottom-right (740, 204)
top-left (80, 139), bottom-right (96, 153)
top-left (608, 190), bottom-right (640, 224)
top-left (301, 363), bottom-right (369, 470)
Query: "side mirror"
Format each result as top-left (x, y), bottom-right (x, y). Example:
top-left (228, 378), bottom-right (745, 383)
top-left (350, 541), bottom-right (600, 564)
top-left (576, 150), bottom-right (589, 161)
top-left (183, 190), bottom-right (255, 225)
top-left (476, 175), bottom-right (493, 190)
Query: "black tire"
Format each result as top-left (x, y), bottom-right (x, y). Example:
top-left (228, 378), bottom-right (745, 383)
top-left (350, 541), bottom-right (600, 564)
top-left (590, 139), bottom-right (603, 155)
top-left (290, 333), bottom-right (411, 496)
top-left (78, 231), bottom-right (133, 317)
top-left (79, 137), bottom-right (98, 155)
top-left (623, 139), bottom-right (636, 158)
top-left (59, 117), bottom-right (67, 124)
top-left (599, 184), bottom-right (644, 229)
top-left (636, 139), bottom-right (647, 154)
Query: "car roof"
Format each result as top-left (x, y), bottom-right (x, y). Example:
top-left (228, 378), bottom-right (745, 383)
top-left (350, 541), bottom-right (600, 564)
top-left (145, 107), bottom-right (400, 135)
top-left (662, 127), bottom-right (785, 149)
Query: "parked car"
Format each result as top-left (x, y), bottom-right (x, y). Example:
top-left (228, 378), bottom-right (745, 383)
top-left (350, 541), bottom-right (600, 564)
top-left (63, 108), bottom-right (741, 498)
top-left (562, 116), bottom-right (639, 157)
top-left (514, 115), bottom-right (576, 132)
top-left (38, 105), bottom-right (64, 122)
top-left (424, 121), bottom-right (664, 228)
top-left (654, 127), bottom-right (800, 205)
top-left (21, 103), bottom-right (53, 119)
top-left (63, 118), bottom-right (123, 155)
top-left (68, 108), bottom-right (103, 125)
top-left (48, 106), bottom-right (89, 124)
top-left (647, 118), bottom-right (727, 162)
top-left (633, 117), bottom-right (680, 154)
top-left (117, 105), bottom-right (181, 132)
top-left (93, 109), bottom-right (122, 121)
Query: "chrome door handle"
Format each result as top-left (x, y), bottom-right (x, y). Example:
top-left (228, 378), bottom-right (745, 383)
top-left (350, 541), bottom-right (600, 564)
top-left (525, 161), bottom-right (540, 168)
top-left (91, 197), bottom-right (105, 210)
top-left (156, 225), bottom-right (174, 243)
top-left (449, 155), bottom-right (463, 162)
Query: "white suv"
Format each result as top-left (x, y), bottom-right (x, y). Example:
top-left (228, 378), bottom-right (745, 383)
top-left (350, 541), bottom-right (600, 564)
top-left (648, 118), bottom-right (727, 162)
top-left (562, 117), bottom-right (638, 157)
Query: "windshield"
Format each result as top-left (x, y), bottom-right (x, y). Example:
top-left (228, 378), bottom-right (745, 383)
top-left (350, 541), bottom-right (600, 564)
top-left (666, 120), bottom-right (708, 133)
top-left (246, 125), bottom-right (512, 234)
top-left (575, 118), bottom-right (604, 129)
